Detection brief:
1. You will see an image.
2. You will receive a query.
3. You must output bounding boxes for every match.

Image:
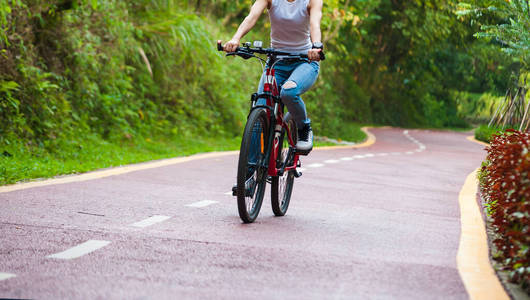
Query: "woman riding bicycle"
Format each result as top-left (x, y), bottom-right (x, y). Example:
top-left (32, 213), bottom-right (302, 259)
top-left (222, 0), bottom-right (324, 153)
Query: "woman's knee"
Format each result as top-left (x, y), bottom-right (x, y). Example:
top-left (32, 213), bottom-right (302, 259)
top-left (280, 80), bottom-right (299, 102)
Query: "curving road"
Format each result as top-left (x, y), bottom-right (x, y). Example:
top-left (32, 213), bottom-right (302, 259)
top-left (0, 128), bottom-right (486, 299)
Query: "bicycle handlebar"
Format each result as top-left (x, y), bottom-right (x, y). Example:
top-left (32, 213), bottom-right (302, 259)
top-left (217, 41), bottom-right (325, 61)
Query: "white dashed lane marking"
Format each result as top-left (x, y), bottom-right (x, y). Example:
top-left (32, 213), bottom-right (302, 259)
top-left (186, 200), bottom-right (219, 208)
top-left (131, 215), bottom-right (171, 228)
top-left (224, 191), bottom-right (233, 196)
top-left (403, 130), bottom-right (427, 152)
top-left (324, 159), bottom-right (339, 164)
top-left (47, 240), bottom-right (111, 260)
top-left (307, 163), bottom-right (325, 168)
top-left (0, 273), bottom-right (16, 281)
top-left (232, 130), bottom-right (427, 177)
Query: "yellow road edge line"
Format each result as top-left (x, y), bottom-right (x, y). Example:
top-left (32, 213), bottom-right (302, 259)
top-left (457, 169), bottom-right (509, 300)
top-left (0, 151), bottom-right (238, 194)
top-left (1, 127), bottom-right (376, 193)
top-left (466, 135), bottom-right (489, 147)
top-left (315, 127), bottom-right (376, 150)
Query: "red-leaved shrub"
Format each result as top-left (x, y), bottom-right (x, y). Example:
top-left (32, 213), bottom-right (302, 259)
top-left (480, 129), bottom-right (530, 293)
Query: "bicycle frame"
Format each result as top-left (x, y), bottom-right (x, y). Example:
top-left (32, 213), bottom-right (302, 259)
top-left (254, 59), bottom-right (300, 178)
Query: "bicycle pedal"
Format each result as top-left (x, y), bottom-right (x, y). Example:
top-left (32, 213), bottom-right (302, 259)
top-left (295, 148), bottom-right (312, 156)
top-left (232, 185), bottom-right (237, 196)
top-left (294, 171), bottom-right (302, 178)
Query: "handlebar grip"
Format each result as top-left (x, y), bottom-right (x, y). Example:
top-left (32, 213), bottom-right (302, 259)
top-left (319, 50), bottom-right (326, 61)
top-left (217, 41), bottom-right (223, 51)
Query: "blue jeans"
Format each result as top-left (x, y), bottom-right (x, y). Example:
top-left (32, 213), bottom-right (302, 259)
top-left (257, 60), bottom-right (320, 128)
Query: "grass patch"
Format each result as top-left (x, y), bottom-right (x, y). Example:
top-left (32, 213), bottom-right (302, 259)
top-left (474, 124), bottom-right (504, 143)
top-left (0, 133), bottom-right (241, 185)
top-left (319, 122), bottom-right (367, 143)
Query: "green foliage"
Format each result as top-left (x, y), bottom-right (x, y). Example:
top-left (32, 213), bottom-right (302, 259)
top-left (475, 124), bottom-right (504, 142)
top-left (454, 91), bottom-right (504, 123)
top-left (457, 0), bottom-right (530, 70)
top-left (0, 0), bottom-right (520, 183)
top-left (0, 0), bottom-right (258, 143)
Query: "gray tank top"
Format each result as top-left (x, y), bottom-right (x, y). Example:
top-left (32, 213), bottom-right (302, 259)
top-left (269, 0), bottom-right (312, 54)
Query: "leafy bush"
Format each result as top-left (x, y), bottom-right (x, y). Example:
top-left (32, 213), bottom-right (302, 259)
top-left (480, 129), bottom-right (530, 293)
top-left (475, 124), bottom-right (504, 143)
top-left (454, 92), bottom-right (504, 123)
top-left (0, 1), bottom-right (258, 145)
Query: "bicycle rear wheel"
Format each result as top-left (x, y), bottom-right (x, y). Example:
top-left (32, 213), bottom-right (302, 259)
top-left (271, 117), bottom-right (297, 216)
top-left (237, 108), bottom-right (269, 223)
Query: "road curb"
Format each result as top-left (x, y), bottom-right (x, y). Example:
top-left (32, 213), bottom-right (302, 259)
top-left (0, 151), bottom-right (238, 194)
top-left (466, 135), bottom-right (489, 147)
top-left (457, 169), bottom-right (509, 300)
top-left (315, 127), bottom-right (376, 150)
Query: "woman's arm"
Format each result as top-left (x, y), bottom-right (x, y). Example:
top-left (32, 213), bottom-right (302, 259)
top-left (222, 0), bottom-right (269, 52)
top-left (308, 0), bottom-right (323, 61)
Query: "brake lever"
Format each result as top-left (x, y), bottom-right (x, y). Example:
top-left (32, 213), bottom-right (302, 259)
top-left (226, 50), bottom-right (254, 60)
top-left (238, 52), bottom-right (254, 60)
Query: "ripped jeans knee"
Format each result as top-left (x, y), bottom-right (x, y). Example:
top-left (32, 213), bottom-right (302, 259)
top-left (279, 80), bottom-right (307, 128)
top-left (280, 80), bottom-right (299, 102)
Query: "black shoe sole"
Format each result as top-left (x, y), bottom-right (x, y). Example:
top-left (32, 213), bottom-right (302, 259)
top-left (296, 147), bottom-right (312, 156)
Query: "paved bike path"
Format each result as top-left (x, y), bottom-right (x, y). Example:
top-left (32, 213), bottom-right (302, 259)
top-left (0, 128), bottom-right (486, 299)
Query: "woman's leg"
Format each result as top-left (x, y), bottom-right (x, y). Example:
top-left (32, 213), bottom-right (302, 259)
top-left (279, 61), bottom-right (320, 129)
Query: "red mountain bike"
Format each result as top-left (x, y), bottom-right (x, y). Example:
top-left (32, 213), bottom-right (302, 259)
top-left (218, 41), bottom-right (324, 223)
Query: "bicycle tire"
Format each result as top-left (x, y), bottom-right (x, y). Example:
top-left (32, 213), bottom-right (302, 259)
top-left (271, 117), bottom-right (297, 216)
top-left (237, 108), bottom-right (269, 223)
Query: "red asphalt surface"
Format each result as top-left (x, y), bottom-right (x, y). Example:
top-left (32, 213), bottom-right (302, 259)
top-left (0, 128), bottom-right (486, 299)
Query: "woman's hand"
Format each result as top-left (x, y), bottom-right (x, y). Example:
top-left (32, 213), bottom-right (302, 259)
top-left (223, 39), bottom-right (240, 52)
top-left (308, 48), bottom-right (322, 61)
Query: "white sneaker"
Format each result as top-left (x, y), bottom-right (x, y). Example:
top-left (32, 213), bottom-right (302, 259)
top-left (296, 124), bottom-right (313, 154)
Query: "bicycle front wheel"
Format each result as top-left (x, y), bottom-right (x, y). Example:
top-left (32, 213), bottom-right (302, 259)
top-left (236, 108), bottom-right (269, 223)
top-left (271, 117), bottom-right (297, 216)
